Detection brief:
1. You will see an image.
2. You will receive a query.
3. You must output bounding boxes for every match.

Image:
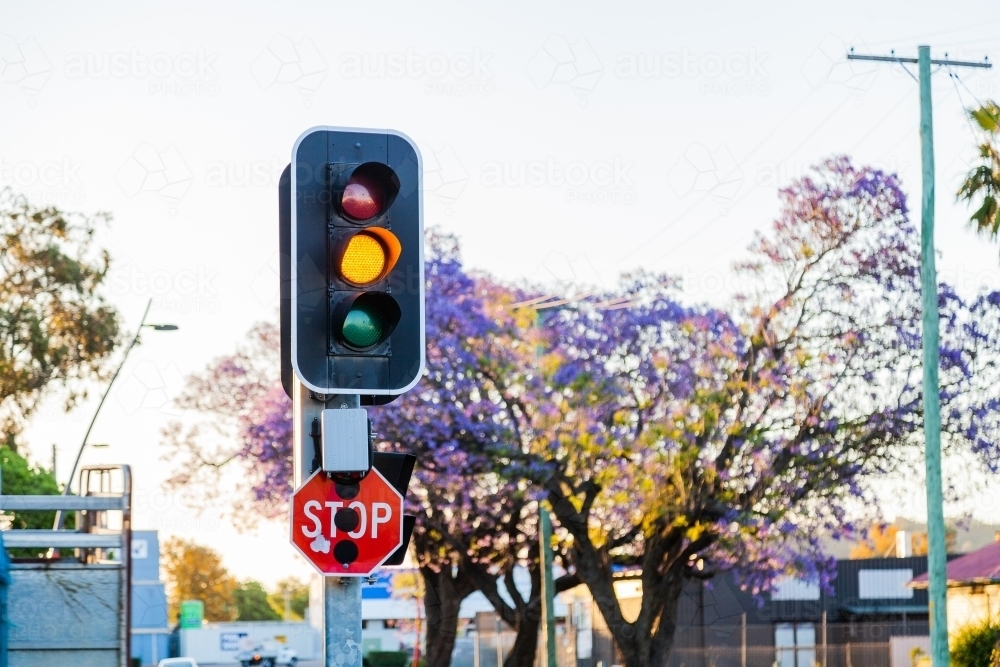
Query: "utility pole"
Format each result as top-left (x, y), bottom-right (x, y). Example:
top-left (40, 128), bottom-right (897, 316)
top-left (539, 505), bottom-right (557, 667)
top-left (847, 46), bottom-right (991, 667)
top-left (527, 302), bottom-right (562, 667)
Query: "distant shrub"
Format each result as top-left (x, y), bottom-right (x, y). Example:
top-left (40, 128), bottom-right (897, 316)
top-left (366, 651), bottom-right (411, 667)
top-left (951, 620), bottom-right (1000, 667)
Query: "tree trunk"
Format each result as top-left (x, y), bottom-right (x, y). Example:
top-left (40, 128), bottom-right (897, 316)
top-left (421, 564), bottom-right (475, 667)
top-left (462, 552), bottom-right (546, 667)
top-left (646, 576), bottom-right (686, 667)
top-left (503, 605), bottom-right (541, 667)
top-left (545, 477), bottom-right (692, 667)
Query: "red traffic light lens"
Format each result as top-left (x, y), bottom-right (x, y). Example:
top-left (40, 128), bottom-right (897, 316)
top-left (336, 163), bottom-right (400, 223)
top-left (342, 173), bottom-right (384, 221)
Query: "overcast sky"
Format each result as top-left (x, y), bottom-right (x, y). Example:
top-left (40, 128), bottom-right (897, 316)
top-left (5, 0), bottom-right (1000, 586)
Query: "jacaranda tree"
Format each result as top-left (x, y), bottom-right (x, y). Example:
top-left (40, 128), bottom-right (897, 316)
top-left (515, 157), bottom-right (1000, 667)
top-left (163, 157), bottom-right (1000, 667)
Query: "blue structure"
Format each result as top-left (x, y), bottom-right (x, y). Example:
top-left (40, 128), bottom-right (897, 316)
top-left (131, 530), bottom-right (170, 666)
top-left (361, 571), bottom-right (393, 601)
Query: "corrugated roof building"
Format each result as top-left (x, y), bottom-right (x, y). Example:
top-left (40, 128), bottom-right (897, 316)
top-left (909, 539), bottom-right (1000, 639)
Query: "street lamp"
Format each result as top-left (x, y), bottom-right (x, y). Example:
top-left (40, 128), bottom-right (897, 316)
top-left (53, 298), bottom-right (178, 530)
top-left (510, 292), bottom-right (577, 667)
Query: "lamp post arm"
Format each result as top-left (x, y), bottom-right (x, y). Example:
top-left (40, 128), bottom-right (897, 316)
top-left (53, 299), bottom-right (151, 529)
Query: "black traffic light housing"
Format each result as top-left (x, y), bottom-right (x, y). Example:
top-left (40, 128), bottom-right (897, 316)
top-left (372, 452), bottom-right (417, 566)
top-left (281, 167), bottom-right (399, 406)
top-left (288, 127), bottom-right (424, 397)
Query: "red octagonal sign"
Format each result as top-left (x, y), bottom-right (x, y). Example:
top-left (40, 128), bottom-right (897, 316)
top-left (290, 469), bottom-right (403, 576)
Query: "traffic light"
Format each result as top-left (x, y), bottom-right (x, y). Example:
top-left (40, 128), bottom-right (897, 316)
top-left (290, 127), bottom-right (424, 396)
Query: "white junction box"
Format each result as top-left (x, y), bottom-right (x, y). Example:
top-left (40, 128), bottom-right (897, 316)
top-left (321, 408), bottom-right (370, 473)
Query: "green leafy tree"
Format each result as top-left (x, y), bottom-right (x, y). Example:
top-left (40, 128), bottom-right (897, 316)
top-left (951, 620), bottom-right (1000, 667)
top-left (958, 102), bottom-right (1000, 239)
top-left (270, 577), bottom-right (309, 620)
top-left (233, 580), bottom-right (281, 621)
top-left (0, 189), bottom-right (121, 450)
top-left (0, 444), bottom-right (73, 545)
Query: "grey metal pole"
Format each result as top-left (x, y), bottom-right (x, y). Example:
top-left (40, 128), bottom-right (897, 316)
top-left (293, 381), bottom-right (365, 667)
top-left (292, 377), bottom-right (326, 489)
top-left (918, 44), bottom-right (949, 667)
top-left (698, 580), bottom-right (706, 667)
top-left (328, 394), bottom-right (363, 667)
top-left (325, 577), bottom-right (363, 667)
top-left (474, 626), bottom-right (481, 667)
top-left (822, 610), bottom-right (827, 667)
top-left (741, 613), bottom-right (746, 667)
top-left (495, 615), bottom-right (503, 667)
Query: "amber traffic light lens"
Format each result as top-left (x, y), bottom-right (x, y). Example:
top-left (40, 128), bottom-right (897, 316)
top-left (341, 172), bottom-right (385, 220)
top-left (333, 229), bottom-right (401, 287)
top-left (340, 234), bottom-right (387, 286)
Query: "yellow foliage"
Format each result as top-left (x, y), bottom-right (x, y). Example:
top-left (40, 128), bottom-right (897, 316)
top-left (849, 522), bottom-right (957, 558)
top-left (391, 570), bottom-right (425, 602)
top-left (162, 537), bottom-right (238, 623)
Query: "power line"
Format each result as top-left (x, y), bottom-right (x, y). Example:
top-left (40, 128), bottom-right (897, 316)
top-left (635, 93), bottom-right (855, 264)
top-left (661, 86), bottom-right (914, 259)
top-left (865, 19), bottom-right (1000, 48)
top-left (947, 68), bottom-right (982, 140)
top-left (664, 51), bottom-right (992, 263)
top-left (616, 85), bottom-right (824, 265)
top-left (951, 67), bottom-right (986, 109)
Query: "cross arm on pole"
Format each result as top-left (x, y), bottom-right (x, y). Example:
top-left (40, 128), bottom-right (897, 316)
top-left (847, 52), bottom-right (992, 69)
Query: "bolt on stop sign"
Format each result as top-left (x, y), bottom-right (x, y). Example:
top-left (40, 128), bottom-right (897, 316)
top-left (290, 468), bottom-right (403, 576)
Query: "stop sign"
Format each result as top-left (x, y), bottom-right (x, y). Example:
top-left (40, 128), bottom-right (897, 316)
top-left (290, 468), bottom-right (403, 576)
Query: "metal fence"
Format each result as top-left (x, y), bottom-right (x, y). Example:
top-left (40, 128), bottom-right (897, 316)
top-left (450, 617), bottom-right (929, 667)
top-left (665, 642), bottom-right (907, 667)
top-left (448, 613), bottom-right (578, 667)
top-left (451, 633), bottom-right (576, 667)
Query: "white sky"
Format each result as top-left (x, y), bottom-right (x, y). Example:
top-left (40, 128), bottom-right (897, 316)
top-left (4, 0), bottom-right (1000, 587)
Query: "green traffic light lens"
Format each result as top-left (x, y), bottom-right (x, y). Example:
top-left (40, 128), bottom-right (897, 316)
top-left (341, 303), bottom-right (385, 349)
top-left (333, 292), bottom-right (401, 350)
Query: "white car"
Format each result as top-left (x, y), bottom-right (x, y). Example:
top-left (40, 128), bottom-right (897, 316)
top-left (277, 646), bottom-right (298, 666)
top-left (236, 641), bottom-right (299, 667)
top-left (157, 659), bottom-right (199, 667)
